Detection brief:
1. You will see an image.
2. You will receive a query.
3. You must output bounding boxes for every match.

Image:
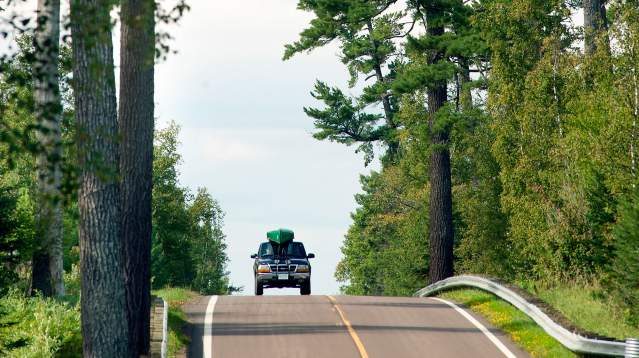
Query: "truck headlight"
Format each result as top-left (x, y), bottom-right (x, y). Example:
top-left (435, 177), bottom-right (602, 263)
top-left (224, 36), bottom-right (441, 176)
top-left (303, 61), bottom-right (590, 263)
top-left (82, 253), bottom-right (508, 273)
top-left (296, 265), bottom-right (310, 273)
top-left (257, 264), bottom-right (271, 273)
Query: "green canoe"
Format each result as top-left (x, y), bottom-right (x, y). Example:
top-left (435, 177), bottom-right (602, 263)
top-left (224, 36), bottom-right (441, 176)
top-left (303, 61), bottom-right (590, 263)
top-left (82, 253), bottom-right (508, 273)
top-left (267, 228), bottom-right (294, 245)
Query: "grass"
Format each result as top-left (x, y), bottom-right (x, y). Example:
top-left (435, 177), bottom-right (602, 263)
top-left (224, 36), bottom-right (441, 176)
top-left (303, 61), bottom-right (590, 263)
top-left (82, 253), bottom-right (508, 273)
top-left (153, 287), bottom-right (199, 358)
top-left (0, 290), bottom-right (81, 358)
top-left (438, 289), bottom-right (576, 358)
top-left (532, 284), bottom-right (639, 340)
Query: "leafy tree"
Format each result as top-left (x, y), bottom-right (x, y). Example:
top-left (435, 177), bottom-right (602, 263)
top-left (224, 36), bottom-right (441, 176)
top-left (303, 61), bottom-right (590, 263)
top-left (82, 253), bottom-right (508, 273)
top-left (150, 123), bottom-right (231, 294)
top-left (189, 188), bottom-right (230, 295)
top-left (151, 123), bottom-right (195, 288)
top-left (0, 34), bottom-right (76, 296)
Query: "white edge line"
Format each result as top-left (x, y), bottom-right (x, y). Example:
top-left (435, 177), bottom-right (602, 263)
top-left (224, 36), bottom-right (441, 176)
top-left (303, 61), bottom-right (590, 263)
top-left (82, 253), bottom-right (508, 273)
top-left (431, 297), bottom-right (518, 358)
top-left (203, 295), bottom-right (219, 358)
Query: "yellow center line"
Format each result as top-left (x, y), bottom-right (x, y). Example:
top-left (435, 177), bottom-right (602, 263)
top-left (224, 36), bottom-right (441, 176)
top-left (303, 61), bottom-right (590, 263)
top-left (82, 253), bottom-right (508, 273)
top-left (327, 295), bottom-right (369, 358)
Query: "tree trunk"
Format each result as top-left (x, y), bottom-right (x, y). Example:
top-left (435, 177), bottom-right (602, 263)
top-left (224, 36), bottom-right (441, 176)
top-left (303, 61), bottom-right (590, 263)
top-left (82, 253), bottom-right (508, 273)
top-left (458, 58), bottom-right (472, 112)
top-left (70, 0), bottom-right (130, 356)
top-left (30, 250), bottom-right (51, 296)
top-left (119, 0), bottom-right (155, 355)
top-left (425, 20), bottom-right (455, 284)
top-left (427, 85), bottom-right (454, 283)
top-left (584, 0), bottom-right (608, 56)
top-left (32, 0), bottom-right (65, 298)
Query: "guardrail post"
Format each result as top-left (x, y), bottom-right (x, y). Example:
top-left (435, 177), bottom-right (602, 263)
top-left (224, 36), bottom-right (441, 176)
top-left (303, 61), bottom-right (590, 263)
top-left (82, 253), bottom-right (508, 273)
top-left (626, 338), bottom-right (639, 358)
top-left (149, 296), bottom-right (168, 358)
top-left (161, 299), bottom-right (168, 358)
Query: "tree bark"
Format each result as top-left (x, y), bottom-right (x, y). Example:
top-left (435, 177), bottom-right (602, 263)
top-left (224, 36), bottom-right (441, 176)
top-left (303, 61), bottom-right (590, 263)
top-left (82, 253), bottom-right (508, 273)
top-left (32, 0), bottom-right (65, 298)
top-left (30, 250), bottom-right (52, 296)
top-left (70, 0), bottom-right (130, 356)
top-left (425, 18), bottom-right (455, 284)
top-left (583, 0), bottom-right (608, 56)
top-left (119, 0), bottom-right (155, 355)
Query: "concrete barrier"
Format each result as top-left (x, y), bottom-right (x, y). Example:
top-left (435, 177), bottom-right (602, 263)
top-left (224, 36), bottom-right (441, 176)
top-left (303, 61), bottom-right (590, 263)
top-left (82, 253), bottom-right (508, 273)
top-left (150, 296), bottom-right (169, 358)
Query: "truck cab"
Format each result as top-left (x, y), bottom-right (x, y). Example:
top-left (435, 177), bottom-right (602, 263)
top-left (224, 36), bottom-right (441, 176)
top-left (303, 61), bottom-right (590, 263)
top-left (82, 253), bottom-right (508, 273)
top-left (251, 241), bottom-right (314, 295)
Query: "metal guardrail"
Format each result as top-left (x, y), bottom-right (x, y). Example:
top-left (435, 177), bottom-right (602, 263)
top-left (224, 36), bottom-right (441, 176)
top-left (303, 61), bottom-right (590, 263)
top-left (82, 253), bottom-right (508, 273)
top-left (415, 275), bottom-right (637, 357)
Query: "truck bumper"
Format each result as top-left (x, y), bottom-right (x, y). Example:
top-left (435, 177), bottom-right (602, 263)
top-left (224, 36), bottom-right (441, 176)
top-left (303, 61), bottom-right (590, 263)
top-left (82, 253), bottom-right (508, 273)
top-left (257, 272), bottom-right (310, 288)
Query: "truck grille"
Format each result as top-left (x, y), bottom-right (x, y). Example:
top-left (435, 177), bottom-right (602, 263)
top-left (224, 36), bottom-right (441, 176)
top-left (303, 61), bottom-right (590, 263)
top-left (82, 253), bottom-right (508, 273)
top-left (270, 264), bottom-right (296, 272)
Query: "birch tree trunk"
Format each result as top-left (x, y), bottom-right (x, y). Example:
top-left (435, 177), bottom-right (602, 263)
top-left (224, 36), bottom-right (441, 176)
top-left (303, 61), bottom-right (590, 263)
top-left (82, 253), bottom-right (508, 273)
top-left (32, 0), bottom-right (65, 298)
top-left (119, 0), bottom-right (155, 355)
top-left (70, 0), bottom-right (130, 355)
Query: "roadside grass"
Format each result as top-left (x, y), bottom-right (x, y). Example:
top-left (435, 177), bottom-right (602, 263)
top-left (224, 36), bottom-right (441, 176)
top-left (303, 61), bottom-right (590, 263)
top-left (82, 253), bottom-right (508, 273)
top-left (437, 289), bottom-right (576, 358)
top-left (153, 287), bottom-right (199, 358)
top-left (531, 284), bottom-right (639, 340)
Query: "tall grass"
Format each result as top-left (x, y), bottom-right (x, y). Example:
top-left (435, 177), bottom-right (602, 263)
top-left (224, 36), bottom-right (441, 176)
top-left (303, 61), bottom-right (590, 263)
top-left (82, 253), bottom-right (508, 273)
top-left (0, 290), bottom-right (81, 357)
top-left (534, 284), bottom-right (639, 339)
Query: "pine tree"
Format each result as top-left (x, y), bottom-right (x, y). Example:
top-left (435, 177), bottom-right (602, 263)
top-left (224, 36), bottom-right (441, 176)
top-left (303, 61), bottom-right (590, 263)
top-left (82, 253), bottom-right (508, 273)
top-left (285, 0), bottom-right (407, 164)
top-left (393, 0), bottom-right (486, 283)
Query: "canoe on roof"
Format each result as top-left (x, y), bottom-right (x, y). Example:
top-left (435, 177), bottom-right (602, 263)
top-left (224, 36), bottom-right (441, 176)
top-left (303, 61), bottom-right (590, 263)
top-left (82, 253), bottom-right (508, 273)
top-left (267, 228), bottom-right (294, 245)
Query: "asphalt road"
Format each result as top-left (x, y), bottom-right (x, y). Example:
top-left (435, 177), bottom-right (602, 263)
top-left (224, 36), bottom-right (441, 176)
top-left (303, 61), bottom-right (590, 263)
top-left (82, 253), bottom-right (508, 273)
top-left (182, 295), bottom-right (530, 358)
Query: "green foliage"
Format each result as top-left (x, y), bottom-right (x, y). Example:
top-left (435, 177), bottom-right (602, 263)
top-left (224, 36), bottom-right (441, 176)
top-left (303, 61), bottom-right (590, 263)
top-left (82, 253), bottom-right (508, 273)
top-left (286, 0), bottom-right (405, 164)
top-left (531, 283), bottom-right (639, 339)
top-left (336, 166), bottom-right (430, 296)
top-left (0, 35), bottom-right (78, 294)
top-left (151, 123), bottom-right (231, 295)
top-left (189, 188), bottom-right (230, 295)
top-left (304, 81), bottom-right (384, 164)
top-left (0, 186), bottom-right (35, 292)
top-left (0, 290), bottom-right (81, 357)
top-left (336, 95), bottom-right (431, 295)
top-left (295, 1), bottom-right (639, 322)
top-left (607, 189), bottom-right (639, 325)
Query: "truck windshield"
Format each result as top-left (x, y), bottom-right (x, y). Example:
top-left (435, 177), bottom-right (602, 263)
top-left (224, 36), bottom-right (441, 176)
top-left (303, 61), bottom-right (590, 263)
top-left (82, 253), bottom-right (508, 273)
top-left (286, 242), bottom-right (307, 258)
top-left (258, 242), bottom-right (274, 257)
top-left (258, 242), bottom-right (307, 258)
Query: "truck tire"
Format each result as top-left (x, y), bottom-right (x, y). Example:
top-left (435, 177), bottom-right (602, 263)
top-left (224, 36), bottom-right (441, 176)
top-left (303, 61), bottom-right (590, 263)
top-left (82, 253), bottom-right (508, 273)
top-left (300, 280), bottom-right (311, 295)
top-left (255, 277), bottom-right (263, 296)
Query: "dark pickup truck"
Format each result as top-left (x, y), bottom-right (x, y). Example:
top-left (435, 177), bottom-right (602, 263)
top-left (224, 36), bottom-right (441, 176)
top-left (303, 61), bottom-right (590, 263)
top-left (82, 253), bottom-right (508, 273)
top-left (251, 241), bottom-right (315, 295)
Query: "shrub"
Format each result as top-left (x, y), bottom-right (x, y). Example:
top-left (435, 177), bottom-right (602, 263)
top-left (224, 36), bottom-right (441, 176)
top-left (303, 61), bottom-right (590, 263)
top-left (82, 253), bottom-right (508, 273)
top-left (0, 290), bottom-right (81, 357)
top-left (607, 190), bottom-right (639, 325)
